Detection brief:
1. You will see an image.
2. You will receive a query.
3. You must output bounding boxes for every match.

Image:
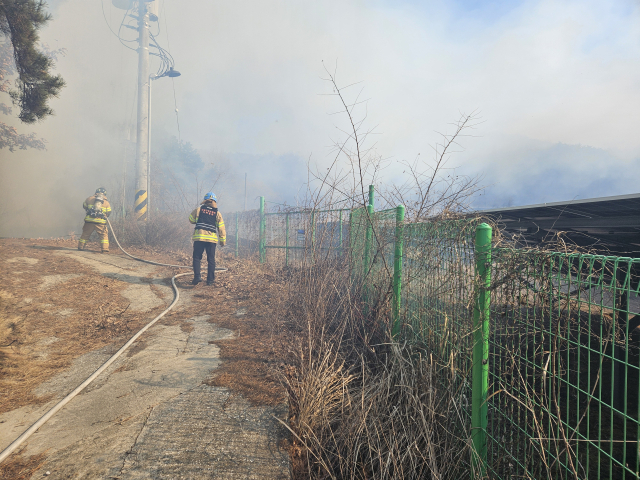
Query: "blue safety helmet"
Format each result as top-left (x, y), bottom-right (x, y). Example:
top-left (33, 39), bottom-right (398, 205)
top-left (204, 192), bottom-right (217, 202)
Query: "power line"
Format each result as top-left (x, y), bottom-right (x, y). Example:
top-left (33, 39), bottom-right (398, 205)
top-left (101, 0), bottom-right (121, 38)
top-left (101, 0), bottom-right (138, 52)
top-left (161, 1), bottom-right (172, 60)
top-left (161, 0), bottom-right (182, 142)
top-left (149, 32), bottom-right (175, 77)
top-left (117, 7), bottom-right (138, 52)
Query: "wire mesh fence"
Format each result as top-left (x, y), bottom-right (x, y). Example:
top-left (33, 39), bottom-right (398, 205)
top-left (230, 202), bottom-right (352, 266)
top-left (229, 192), bottom-right (640, 479)
top-left (228, 209), bottom-right (261, 259)
top-left (264, 208), bottom-right (351, 266)
top-left (487, 250), bottom-right (640, 479)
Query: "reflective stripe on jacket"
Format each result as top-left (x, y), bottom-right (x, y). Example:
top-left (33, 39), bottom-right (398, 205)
top-left (83, 195), bottom-right (112, 224)
top-left (189, 200), bottom-right (226, 244)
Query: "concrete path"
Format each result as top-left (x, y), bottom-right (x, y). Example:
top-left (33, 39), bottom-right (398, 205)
top-left (0, 249), bottom-right (289, 479)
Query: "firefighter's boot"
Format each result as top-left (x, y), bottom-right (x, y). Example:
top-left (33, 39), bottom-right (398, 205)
top-left (192, 259), bottom-right (202, 285)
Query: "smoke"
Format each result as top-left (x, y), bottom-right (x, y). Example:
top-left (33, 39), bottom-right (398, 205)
top-left (470, 140), bottom-right (640, 208)
top-left (1, 0), bottom-right (639, 237)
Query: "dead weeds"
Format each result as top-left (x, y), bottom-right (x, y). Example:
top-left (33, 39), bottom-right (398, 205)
top-left (0, 450), bottom-right (47, 480)
top-left (0, 238), bottom-right (170, 415)
top-left (186, 252), bottom-right (291, 406)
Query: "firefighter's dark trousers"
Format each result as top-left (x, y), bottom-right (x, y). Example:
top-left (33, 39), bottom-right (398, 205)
top-left (79, 222), bottom-right (109, 252)
top-left (193, 241), bottom-right (217, 284)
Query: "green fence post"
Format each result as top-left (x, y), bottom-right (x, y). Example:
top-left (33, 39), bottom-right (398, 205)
top-left (612, 261), bottom-right (629, 412)
top-left (349, 208), bottom-right (355, 283)
top-left (285, 213), bottom-right (289, 267)
top-left (235, 211), bottom-right (239, 258)
top-left (391, 204), bottom-right (405, 337)
top-left (363, 185), bottom-right (375, 280)
top-left (362, 186), bottom-right (375, 314)
top-left (259, 197), bottom-right (266, 263)
top-left (472, 222), bottom-right (492, 477)
top-left (308, 210), bottom-right (315, 265)
top-left (339, 210), bottom-right (343, 256)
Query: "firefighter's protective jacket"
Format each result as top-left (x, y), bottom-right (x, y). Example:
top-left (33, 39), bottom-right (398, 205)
top-left (83, 195), bottom-right (112, 224)
top-left (189, 200), bottom-right (226, 244)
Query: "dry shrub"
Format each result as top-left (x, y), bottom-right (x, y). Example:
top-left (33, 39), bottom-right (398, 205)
top-left (107, 210), bottom-right (193, 253)
top-left (281, 251), bottom-right (479, 480)
top-left (276, 75), bottom-right (487, 478)
top-left (277, 215), bottom-right (638, 479)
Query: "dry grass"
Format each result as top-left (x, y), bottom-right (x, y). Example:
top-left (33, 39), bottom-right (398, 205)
top-left (266, 73), bottom-right (495, 478)
top-left (274, 248), bottom-right (480, 480)
top-left (0, 238), bottom-right (173, 415)
top-left (200, 254), bottom-right (290, 406)
top-left (0, 450), bottom-right (47, 480)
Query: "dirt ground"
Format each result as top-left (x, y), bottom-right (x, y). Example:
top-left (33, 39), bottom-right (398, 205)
top-left (0, 236), bottom-right (292, 479)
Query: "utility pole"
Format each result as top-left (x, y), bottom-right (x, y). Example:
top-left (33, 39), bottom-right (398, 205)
top-left (244, 173), bottom-right (247, 211)
top-left (147, 74), bottom-right (152, 222)
top-left (134, 0), bottom-right (150, 221)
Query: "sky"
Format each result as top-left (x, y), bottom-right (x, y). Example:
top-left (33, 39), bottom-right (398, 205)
top-left (1, 0), bottom-right (640, 236)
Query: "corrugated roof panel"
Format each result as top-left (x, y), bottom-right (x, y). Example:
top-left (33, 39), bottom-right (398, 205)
top-left (475, 192), bottom-right (640, 256)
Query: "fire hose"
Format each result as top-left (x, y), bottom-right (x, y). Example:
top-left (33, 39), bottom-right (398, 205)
top-left (0, 218), bottom-right (227, 464)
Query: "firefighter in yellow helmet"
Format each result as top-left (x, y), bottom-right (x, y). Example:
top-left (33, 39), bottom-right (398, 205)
top-left (188, 192), bottom-right (226, 285)
top-left (78, 187), bottom-right (112, 253)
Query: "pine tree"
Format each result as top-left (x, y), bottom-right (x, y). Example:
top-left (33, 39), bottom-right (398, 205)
top-left (0, 0), bottom-right (65, 125)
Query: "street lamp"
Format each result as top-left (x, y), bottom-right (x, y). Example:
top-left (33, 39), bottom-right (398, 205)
top-left (147, 67), bottom-right (181, 220)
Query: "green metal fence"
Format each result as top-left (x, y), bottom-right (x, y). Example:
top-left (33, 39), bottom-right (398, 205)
top-left (229, 208), bottom-right (261, 258)
top-left (397, 217), bottom-right (640, 479)
top-left (229, 189), bottom-right (640, 479)
top-left (486, 250), bottom-right (640, 479)
top-left (230, 196), bottom-right (352, 265)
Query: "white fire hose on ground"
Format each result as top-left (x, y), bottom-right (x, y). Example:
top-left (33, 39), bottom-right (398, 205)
top-left (0, 218), bottom-right (226, 464)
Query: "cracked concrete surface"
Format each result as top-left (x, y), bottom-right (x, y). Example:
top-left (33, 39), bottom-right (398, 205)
top-left (0, 250), bottom-right (289, 479)
top-left (119, 386), bottom-right (289, 479)
top-left (121, 284), bottom-right (166, 312)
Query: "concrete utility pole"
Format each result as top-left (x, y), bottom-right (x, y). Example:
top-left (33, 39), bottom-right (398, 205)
top-left (134, 0), bottom-right (150, 220)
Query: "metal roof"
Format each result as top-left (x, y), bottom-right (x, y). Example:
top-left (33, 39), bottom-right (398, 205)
top-left (477, 193), bottom-right (640, 256)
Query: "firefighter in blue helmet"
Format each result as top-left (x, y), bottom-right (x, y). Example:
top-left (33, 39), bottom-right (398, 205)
top-left (188, 192), bottom-right (226, 285)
